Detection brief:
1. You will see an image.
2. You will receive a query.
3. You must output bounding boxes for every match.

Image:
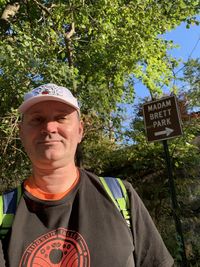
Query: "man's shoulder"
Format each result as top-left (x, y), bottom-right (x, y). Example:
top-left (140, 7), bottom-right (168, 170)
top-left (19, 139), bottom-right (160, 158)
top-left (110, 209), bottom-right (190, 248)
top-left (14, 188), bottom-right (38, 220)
top-left (0, 184), bottom-right (23, 216)
top-left (79, 168), bottom-right (98, 178)
top-left (80, 168), bottom-right (130, 184)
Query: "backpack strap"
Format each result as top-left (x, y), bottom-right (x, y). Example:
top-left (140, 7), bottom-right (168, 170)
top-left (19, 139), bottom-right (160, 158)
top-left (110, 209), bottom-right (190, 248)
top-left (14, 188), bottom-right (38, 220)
top-left (0, 185), bottom-right (22, 239)
top-left (99, 177), bottom-right (131, 228)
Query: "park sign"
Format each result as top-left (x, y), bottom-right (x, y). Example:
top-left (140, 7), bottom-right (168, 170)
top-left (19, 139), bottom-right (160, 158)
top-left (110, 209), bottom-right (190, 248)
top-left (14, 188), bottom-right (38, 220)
top-left (143, 95), bottom-right (183, 142)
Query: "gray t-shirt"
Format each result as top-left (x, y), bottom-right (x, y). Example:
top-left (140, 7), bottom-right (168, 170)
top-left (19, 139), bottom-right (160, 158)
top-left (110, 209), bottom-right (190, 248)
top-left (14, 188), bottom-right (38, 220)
top-left (1, 169), bottom-right (174, 267)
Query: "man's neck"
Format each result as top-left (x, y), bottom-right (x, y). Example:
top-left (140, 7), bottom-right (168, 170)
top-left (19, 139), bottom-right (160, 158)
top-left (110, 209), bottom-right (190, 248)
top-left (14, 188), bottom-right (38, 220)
top-left (29, 164), bottom-right (79, 194)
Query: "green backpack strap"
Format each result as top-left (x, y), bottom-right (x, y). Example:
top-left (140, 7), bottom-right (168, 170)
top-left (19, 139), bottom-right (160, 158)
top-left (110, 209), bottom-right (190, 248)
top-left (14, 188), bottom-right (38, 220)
top-left (99, 177), bottom-right (131, 228)
top-left (0, 185), bottom-right (22, 239)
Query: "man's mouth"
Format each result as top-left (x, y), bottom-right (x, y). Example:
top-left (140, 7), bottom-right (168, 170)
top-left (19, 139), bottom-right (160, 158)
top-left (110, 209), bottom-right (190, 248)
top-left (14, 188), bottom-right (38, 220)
top-left (37, 140), bottom-right (61, 144)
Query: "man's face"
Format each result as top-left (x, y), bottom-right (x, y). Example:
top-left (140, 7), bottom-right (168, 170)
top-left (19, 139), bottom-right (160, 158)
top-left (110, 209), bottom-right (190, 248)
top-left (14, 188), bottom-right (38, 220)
top-left (19, 100), bottom-right (83, 169)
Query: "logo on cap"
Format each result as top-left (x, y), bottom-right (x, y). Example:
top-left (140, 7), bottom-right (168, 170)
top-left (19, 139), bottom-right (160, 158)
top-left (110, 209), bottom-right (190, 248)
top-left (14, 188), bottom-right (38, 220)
top-left (28, 84), bottom-right (66, 99)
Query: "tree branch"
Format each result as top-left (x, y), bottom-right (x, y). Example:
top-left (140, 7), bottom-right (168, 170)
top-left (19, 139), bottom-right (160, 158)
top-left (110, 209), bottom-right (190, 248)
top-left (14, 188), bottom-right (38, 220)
top-left (0, 2), bottom-right (20, 32)
top-left (64, 22), bottom-right (75, 68)
top-left (31, 0), bottom-right (51, 16)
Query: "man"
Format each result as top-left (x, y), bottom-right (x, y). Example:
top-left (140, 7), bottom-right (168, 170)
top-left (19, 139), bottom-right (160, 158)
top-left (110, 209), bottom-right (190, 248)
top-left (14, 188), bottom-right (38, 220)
top-left (0, 83), bottom-right (174, 266)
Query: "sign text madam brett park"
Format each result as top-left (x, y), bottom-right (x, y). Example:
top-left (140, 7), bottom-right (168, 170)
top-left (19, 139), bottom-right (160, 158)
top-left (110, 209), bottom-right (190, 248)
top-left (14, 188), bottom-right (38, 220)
top-left (143, 95), bottom-right (183, 142)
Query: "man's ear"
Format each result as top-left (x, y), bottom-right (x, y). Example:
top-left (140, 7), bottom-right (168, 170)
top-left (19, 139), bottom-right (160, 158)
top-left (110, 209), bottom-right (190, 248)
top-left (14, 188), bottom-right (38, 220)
top-left (18, 121), bottom-right (27, 151)
top-left (78, 120), bottom-right (84, 143)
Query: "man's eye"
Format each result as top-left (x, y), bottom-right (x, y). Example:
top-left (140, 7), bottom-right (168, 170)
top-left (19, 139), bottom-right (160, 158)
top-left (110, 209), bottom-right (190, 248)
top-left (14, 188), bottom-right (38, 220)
top-left (30, 117), bottom-right (43, 124)
top-left (57, 117), bottom-right (67, 122)
top-left (57, 115), bottom-right (69, 122)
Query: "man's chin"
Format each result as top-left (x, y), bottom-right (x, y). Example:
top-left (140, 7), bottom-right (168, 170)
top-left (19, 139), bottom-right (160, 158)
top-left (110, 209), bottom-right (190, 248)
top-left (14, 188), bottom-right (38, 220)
top-left (40, 153), bottom-right (63, 162)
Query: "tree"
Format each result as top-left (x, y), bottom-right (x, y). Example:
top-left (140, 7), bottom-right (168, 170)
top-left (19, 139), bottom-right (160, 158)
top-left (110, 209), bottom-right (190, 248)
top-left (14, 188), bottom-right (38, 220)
top-left (0, 0), bottom-right (199, 111)
top-left (183, 58), bottom-right (200, 107)
top-left (0, 0), bottom-right (199, 189)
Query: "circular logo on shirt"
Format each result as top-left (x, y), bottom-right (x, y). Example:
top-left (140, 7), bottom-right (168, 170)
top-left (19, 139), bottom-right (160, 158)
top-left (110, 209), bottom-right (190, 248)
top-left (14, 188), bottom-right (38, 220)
top-left (19, 228), bottom-right (90, 267)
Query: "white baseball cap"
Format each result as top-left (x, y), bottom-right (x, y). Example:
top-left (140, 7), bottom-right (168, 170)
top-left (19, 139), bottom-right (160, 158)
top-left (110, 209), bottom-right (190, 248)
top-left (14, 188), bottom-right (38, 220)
top-left (18, 83), bottom-right (80, 114)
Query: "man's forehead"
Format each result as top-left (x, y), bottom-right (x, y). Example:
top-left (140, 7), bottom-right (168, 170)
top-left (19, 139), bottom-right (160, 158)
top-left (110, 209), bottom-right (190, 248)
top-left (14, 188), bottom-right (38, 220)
top-left (24, 100), bottom-right (76, 114)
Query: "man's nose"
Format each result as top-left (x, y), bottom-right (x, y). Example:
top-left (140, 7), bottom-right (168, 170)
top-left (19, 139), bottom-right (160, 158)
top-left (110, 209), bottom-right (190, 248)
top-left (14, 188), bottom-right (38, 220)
top-left (41, 121), bottom-right (58, 134)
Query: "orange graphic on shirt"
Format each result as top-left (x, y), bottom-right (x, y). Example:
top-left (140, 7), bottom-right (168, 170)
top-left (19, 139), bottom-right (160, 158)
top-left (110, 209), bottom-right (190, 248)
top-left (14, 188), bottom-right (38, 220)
top-left (19, 228), bottom-right (90, 267)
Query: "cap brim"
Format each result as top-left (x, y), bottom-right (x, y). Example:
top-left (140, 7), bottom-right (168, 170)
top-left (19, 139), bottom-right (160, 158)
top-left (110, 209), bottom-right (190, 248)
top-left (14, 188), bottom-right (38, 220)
top-left (18, 95), bottom-right (80, 114)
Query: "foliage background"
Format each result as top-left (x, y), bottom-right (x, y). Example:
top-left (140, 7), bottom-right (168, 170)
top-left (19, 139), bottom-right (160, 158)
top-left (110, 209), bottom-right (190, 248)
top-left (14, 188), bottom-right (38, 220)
top-left (0, 0), bottom-right (200, 265)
